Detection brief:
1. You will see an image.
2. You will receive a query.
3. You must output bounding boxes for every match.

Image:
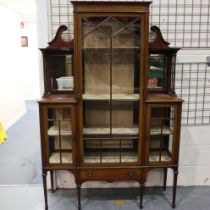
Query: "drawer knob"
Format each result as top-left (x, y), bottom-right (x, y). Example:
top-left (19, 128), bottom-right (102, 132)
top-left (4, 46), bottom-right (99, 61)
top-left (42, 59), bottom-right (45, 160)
top-left (88, 171), bottom-right (93, 177)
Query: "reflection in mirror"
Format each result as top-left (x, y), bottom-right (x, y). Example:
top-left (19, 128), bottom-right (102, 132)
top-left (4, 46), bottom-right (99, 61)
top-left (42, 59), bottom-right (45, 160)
top-left (148, 54), bottom-right (165, 89)
top-left (49, 55), bottom-right (74, 91)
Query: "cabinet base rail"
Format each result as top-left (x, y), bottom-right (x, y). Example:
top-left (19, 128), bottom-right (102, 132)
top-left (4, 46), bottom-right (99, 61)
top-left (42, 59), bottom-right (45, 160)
top-left (42, 167), bottom-right (178, 210)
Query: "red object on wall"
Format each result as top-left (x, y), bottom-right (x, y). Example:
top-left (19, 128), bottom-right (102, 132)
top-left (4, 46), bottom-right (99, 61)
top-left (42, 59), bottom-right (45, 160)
top-left (20, 21), bottom-right (24, 28)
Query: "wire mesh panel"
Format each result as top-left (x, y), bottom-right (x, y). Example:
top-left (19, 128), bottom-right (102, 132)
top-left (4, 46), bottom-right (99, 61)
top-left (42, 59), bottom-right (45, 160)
top-left (48, 0), bottom-right (74, 41)
top-left (150, 0), bottom-right (210, 48)
top-left (175, 62), bottom-right (210, 125)
top-left (48, 0), bottom-right (210, 48)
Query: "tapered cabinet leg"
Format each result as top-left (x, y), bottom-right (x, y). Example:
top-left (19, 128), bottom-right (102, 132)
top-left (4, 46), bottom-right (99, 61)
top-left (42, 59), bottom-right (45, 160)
top-left (76, 183), bottom-right (81, 210)
top-left (163, 168), bottom-right (168, 191)
top-left (172, 168), bottom-right (178, 208)
top-left (42, 171), bottom-right (48, 210)
top-left (139, 183), bottom-right (145, 209)
top-left (50, 170), bottom-right (56, 193)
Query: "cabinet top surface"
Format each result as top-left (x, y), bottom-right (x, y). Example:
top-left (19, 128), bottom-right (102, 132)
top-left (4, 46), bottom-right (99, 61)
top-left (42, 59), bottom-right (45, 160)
top-left (38, 94), bottom-right (76, 104)
top-left (71, 1), bottom-right (151, 12)
top-left (146, 94), bottom-right (183, 103)
top-left (71, 1), bottom-right (151, 5)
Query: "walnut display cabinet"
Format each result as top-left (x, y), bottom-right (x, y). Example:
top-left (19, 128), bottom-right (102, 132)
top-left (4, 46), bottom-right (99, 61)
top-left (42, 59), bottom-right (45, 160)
top-left (38, 1), bottom-right (183, 210)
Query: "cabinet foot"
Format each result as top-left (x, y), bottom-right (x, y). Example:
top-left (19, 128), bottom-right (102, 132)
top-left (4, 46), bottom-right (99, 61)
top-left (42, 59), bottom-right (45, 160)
top-left (172, 168), bottom-right (178, 208)
top-left (50, 170), bottom-right (56, 193)
top-left (163, 168), bottom-right (168, 191)
top-left (139, 183), bottom-right (144, 209)
top-left (77, 183), bottom-right (81, 210)
top-left (42, 172), bottom-right (48, 210)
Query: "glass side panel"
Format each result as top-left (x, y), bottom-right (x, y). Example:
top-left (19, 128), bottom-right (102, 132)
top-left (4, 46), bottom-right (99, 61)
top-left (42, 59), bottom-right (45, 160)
top-left (48, 55), bottom-right (73, 91)
top-left (148, 107), bottom-right (175, 163)
top-left (47, 108), bottom-right (73, 164)
top-left (82, 16), bottom-right (141, 164)
top-left (148, 54), bottom-right (165, 90)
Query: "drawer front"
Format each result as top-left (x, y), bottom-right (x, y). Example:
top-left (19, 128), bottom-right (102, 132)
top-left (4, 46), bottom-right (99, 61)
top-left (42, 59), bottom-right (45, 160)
top-left (80, 169), bottom-right (141, 181)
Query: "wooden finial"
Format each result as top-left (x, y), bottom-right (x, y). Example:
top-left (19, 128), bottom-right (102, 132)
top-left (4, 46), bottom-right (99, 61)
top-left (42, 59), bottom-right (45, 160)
top-left (149, 26), bottom-right (170, 48)
top-left (47, 25), bottom-right (74, 49)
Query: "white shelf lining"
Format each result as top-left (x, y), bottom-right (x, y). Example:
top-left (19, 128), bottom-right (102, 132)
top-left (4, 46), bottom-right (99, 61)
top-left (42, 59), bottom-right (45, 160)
top-left (48, 126), bottom-right (72, 136)
top-left (83, 93), bottom-right (140, 101)
top-left (83, 127), bottom-right (138, 135)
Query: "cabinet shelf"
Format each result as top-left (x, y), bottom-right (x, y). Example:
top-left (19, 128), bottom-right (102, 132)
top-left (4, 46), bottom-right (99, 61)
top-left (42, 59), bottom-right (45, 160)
top-left (150, 127), bottom-right (173, 135)
top-left (85, 140), bottom-right (134, 149)
top-left (84, 151), bottom-right (137, 163)
top-left (149, 66), bottom-right (163, 71)
top-left (83, 94), bottom-right (139, 101)
top-left (48, 126), bottom-right (72, 136)
top-left (82, 47), bottom-right (139, 50)
top-left (49, 152), bottom-right (72, 163)
top-left (149, 151), bottom-right (171, 162)
top-left (83, 127), bottom-right (138, 135)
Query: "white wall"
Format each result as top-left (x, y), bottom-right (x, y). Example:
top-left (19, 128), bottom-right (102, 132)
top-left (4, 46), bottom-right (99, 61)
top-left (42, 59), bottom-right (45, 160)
top-left (0, 1), bottom-right (42, 128)
top-left (19, 20), bottom-right (40, 100)
top-left (36, 0), bottom-right (48, 97)
top-left (0, 4), bottom-right (26, 129)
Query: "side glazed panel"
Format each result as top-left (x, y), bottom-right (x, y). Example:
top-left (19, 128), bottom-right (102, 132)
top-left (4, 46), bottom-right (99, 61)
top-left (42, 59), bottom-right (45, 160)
top-left (42, 104), bottom-right (75, 166)
top-left (145, 103), bottom-right (180, 165)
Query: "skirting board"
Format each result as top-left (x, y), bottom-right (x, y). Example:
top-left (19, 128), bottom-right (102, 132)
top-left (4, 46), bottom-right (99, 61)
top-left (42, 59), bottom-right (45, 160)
top-left (5, 109), bottom-right (26, 130)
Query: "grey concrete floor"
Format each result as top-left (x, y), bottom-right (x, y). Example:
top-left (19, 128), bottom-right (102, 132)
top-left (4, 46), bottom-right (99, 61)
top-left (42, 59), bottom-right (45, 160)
top-left (0, 101), bottom-right (42, 184)
top-left (0, 186), bottom-right (210, 210)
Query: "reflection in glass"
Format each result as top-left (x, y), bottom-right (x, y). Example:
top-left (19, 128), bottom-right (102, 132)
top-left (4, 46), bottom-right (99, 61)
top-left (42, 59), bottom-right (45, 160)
top-left (148, 54), bottom-right (165, 89)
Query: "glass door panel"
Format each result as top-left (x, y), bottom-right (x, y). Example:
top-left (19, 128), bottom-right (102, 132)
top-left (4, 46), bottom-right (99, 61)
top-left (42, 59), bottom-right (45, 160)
top-left (82, 16), bottom-right (141, 164)
top-left (84, 138), bottom-right (138, 164)
top-left (83, 101), bottom-right (110, 135)
top-left (148, 106), bottom-right (175, 163)
top-left (46, 107), bottom-right (73, 164)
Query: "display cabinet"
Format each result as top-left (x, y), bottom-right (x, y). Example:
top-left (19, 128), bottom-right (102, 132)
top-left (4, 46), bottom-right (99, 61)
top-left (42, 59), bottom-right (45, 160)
top-left (38, 1), bottom-right (183, 210)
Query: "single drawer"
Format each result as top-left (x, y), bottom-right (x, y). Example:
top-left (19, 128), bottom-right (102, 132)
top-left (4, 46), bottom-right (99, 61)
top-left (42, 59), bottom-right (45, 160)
top-left (80, 168), bottom-right (141, 181)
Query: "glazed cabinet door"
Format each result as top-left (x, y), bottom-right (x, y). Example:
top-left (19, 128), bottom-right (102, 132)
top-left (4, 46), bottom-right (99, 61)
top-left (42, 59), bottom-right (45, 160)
top-left (77, 15), bottom-right (146, 165)
top-left (41, 104), bottom-right (75, 167)
top-left (145, 103), bottom-right (181, 165)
